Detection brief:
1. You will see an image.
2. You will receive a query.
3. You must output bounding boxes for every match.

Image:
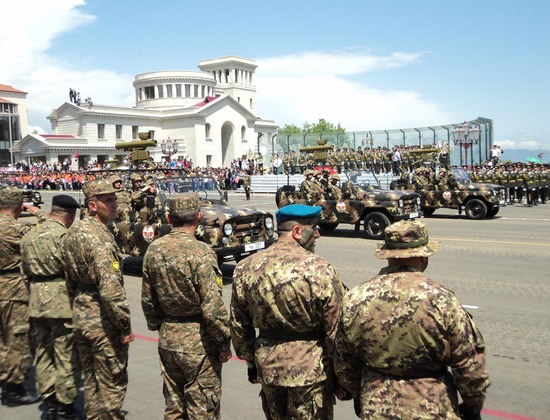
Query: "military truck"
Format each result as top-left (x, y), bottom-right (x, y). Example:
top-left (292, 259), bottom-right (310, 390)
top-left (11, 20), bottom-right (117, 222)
top-left (275, 170), bottom-right (422, 239)
top-left (391, 166), bottom-right (505, 219)
top-left (109, 171), bottom-right (277, 272)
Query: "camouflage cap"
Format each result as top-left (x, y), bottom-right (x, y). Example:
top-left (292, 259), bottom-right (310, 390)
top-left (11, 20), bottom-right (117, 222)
top-left (168, 193), bottom-right (200, 214)
top-left (304, 169), bottom-right (314, 176)
top-left (375, 220), bottom-right (440, 259)
top-left (109, 174), bottom-right (123, 184)
top-left (83, 180), bottom-right (117, 200)
top-left (0, 186), bottom-right (23, 204)
top-left (329, 174), bottom-right (340, 181)
top-left (130, 173), bottom-right (143, 181)
top-left (313, 170), bottom-right (321, 176)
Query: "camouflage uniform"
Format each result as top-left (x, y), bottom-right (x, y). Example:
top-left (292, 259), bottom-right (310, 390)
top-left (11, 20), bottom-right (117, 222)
top-left (110, 175), bottom-right (138, 256)
top-left (243, 173), bottom-right (251, 200)
top-left (334, 220), bottom-right (489, 419)
top-left (21, 217), bottom-right (80, 408)
top-left (230, 234), bottom-right (347, 419)
top-left (61, 181), bottom-right (132, 420)
top-left (0, 188), bottom-right (47, 392)
top-left (142, 194), bottom-right (231, 419)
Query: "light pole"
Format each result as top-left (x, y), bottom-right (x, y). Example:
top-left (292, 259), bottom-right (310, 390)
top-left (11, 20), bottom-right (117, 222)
top-left (161, 137), bottom-right (178, 165)
top-left (452, 122), bottom-right (480, 169)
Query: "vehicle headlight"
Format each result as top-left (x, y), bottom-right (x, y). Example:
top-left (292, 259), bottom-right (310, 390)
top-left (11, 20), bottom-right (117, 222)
top-left (398, 199), bottom-right (404, 208)
top-left (265, 217), bottom-right (273, 229)
top-left (33, 192), bottom-right (41, 200)
top-left (223, 223), bottom-right (233, 236)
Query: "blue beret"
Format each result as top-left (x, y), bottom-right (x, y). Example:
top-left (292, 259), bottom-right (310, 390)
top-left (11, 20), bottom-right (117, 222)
top-left (276, 204), bottom-right (322, 223)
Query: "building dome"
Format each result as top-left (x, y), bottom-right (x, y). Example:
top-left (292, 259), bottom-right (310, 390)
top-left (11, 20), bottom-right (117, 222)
top-left (133, 70), bottom-right (216, 109)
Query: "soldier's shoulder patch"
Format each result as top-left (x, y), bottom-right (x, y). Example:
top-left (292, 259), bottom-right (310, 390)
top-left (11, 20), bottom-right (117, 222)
top-left (216, 273), bottom-right (223, 288)
top-left (111, 260), bottom-right (121, 272)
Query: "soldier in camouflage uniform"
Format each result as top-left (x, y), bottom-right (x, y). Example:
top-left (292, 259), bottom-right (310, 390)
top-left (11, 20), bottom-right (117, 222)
top-left (0, 187), bottom-right (44, 407)
top-left (110, 174), bottom-right (139, 256)
top-left (243, 171), bottom-right (252, 200)
top-left (230, 204), bottom-right (348, 420)
top-left (21, 195), bottom-right (81, 419)
top-left (61, 180), bottom-right (135, 419)
top-left (142, 193), bottom-right (232, 419)
top-left (334, 220), bottom-right (490, 419)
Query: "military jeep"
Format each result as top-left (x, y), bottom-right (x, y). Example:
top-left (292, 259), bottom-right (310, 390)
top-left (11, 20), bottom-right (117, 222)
top-left (275, 170), bottom-right (422, 239)
top-left (391, 167), bottom-right (505, 219)
top-left (0, 180), bottom-right (43, 208)
top-left (109, 172), bottom-right (277, 271)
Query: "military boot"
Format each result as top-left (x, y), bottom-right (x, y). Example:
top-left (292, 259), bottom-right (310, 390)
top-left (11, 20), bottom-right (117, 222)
top-left (57, 402), bottom-right (77, 420)
top-left (2, 382), bottom-right (40, 406)
top-left (44, 395), bottom-right (58, 420)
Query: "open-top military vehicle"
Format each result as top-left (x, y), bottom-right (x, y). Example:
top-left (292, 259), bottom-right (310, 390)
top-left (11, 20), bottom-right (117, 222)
top-left (0, 179), bottom-right (43, 208)
top-left (275, 169), bottom-right (422, 239)
top-left (391, 164), bottom-right (505, 219)
top-left (109, 171), bottom-right (277, 271)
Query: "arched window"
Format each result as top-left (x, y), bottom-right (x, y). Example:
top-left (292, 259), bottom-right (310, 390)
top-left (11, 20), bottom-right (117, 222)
top-left (205, 123), bottom-right (211, 139)
top-left (241, 126), bottom-right (246, 140)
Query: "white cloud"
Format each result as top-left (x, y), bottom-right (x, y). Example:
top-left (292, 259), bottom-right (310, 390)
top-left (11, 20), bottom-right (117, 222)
top-left (256, 52), bottom-right (450, 132)
top-left (498, 139), bottom-right (541, 150)
top-left (0, 0), bottom-right (134, 128)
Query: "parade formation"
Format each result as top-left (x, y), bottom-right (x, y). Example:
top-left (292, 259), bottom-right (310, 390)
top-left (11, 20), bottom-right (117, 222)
top-left (0, 137), bottom-right (548, 419)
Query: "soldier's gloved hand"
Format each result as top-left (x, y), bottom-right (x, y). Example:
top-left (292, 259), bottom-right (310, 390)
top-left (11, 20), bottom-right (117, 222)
top-left (247, 363), bottom-right (259, 384)
top-left (459, 403), bottom-right (482, 420)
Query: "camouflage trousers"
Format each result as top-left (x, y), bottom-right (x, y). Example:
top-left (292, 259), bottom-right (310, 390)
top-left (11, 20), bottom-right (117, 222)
top-left (158, 348), bottom-right (222, 420)
top-left (31, 317), bottom-right (80, 404)
top-left (0, 300), bottom-right (33, 384)
top-left (75, 328), bottom-right (129, 420)
top-left (260, 380), bottom-right (334, 420)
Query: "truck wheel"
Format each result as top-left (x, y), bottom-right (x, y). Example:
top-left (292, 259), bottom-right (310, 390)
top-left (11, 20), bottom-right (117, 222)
top-left (486, 206), bottom-right (500, 217)
top-left (363, 212), bottom-right (390, 240)
top-left (465, 199), bottom-right (487, 220)
top-left (421, 206), bottom-right (436, 216)
top-left (319, 222), bottom-right (339, 231)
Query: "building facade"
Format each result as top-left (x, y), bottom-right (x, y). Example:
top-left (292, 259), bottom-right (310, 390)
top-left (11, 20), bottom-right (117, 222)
top-left (0, 84), bottom-right (28, 166)
top-left (13, 56), bottom-right (277, 168)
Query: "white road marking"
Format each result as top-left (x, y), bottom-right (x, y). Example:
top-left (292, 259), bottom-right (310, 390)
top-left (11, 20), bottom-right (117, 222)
top-left (462, 305), bottom-right (479, 309)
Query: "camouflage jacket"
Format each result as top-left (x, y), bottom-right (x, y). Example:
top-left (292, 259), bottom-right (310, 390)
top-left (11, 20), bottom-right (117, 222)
top-left (334, 265), bottom-right (489, 417)
top-left (230, 239), bottom-right (347, 387)
top-left (61, 216), bottom-right (131, 335)
top-left (142, 229), bottom-right (231, 353)
top-left (21, 218), bottom-right (72, 318)
top-left (0, 211), bottom-right (47, 301)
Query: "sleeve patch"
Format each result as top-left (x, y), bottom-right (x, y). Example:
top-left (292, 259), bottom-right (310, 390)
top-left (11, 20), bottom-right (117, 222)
top-left (112, 260), bottom-right (121, 272)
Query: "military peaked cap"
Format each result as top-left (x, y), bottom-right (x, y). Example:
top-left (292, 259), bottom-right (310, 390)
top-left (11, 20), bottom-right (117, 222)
top-left (168, 193), bottom-right (200, 214)
top-left (83, 180), bottom-right (117, 199)
top-left (375, 220), bottom-right (440, 259)
top-left (0, 187), bottom-right (23, 204)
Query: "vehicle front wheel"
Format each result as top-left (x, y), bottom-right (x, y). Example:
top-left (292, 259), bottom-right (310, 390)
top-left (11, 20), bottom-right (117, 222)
top-left (363, 212), bottom-right (391, 240)
top-left (318, 222), bottom-right (339, 231)
top-left (421, 206), bottom-right (436, 216)
top-left (464, 199), bottom-right (487, 220)
top-left (486, 206), bottom-right (500, 217)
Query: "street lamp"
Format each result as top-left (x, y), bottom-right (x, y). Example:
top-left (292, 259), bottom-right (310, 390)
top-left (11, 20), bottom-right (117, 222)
top-left (452, 122), bottom-right (480, 169)
top-left (161, 137), bottom-right (178, 165)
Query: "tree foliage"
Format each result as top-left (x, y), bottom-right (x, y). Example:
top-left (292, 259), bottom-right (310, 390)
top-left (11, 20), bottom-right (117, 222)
top-left (278, 119), bottom-right (346, 135)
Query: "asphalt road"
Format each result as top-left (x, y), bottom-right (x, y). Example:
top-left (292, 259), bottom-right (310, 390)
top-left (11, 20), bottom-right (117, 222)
top-left (3, 190), bottom-right (549, 419)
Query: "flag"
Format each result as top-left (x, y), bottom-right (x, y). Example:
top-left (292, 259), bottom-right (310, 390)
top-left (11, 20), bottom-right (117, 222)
top-left (74, 152), bottom-right (79, 159)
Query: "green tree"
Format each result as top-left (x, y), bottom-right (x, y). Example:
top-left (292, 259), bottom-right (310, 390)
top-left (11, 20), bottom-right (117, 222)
top-left (303, 119), bottom-right (346, 135)
top-left (278, 124), bottom-right (302, 135)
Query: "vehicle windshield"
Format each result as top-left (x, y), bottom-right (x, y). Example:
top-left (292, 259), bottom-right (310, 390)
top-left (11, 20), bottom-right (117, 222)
top-left (156, 175), bottom-right (225, 202)
top-left (452, 167), bottom-right (472, 184)
top-left (343, 169), bottom-right (382, 190)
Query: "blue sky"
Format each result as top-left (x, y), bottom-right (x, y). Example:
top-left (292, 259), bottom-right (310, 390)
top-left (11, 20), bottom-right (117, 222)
top-left (2, 0), bottom-right (549, 151)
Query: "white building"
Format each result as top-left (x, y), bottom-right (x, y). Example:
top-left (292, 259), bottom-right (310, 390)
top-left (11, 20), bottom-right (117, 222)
top-left (0, 84), bottom-right (28, 166)
top-left (13, 56), bottom-right (277, 168)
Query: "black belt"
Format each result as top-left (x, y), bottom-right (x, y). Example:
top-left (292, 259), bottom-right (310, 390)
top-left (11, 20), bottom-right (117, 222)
top-left (163, 314), bottom-right (202, 323)
top-left (31, 275), bottom-right (63, 282)
top-left (369, 366), bottom-right (448, 380)
top-left (0, 268), bottom-right (19, 275)
top-left (76, 283), bottom-right (100, 294)
top-left (258, 329), bottom-right (326, 342)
